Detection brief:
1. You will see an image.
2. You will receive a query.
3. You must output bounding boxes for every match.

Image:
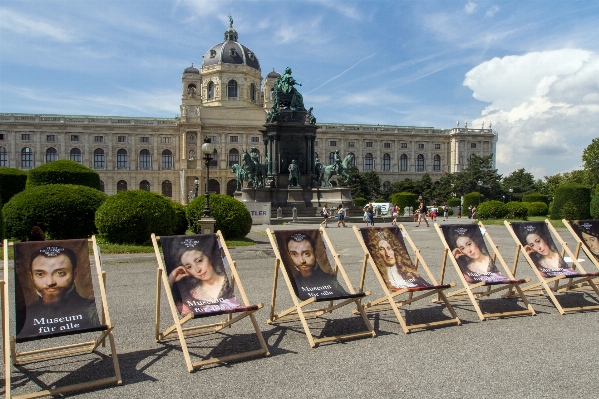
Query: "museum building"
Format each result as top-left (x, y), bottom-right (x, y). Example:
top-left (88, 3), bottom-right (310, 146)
top-left (0, 23), bottom-right (497, 204)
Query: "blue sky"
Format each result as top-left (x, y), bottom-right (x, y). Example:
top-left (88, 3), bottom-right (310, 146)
top-left (1, 0), bottom-right (598, 179)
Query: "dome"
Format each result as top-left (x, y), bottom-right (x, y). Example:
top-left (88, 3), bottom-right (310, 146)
top-left (267, 70), bottom-right (281, 79)
top-left (184, 64), bottom-right (199, 74)
top-left (201, 22), bottom-right (260, 70)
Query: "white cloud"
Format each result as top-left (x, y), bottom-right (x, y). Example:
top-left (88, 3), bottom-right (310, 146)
top-left (464, 49), bottom-right (599, 177)
top-left (0, 7), bottom-right (76, 42)
top-left (485, 5), bottom-right (499, 18)
top-left (465, 1), bottom-right (477, 14)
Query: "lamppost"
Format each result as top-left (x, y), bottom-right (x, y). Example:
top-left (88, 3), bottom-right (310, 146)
top-left (201, 137), bottom-right (215, 218)
top-left (509, 188), bottom-right (513, 202)
top-left (477, 180), bottom-right (483, 206)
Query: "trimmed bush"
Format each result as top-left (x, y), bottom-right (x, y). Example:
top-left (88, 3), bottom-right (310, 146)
top-left (505, 201), bottom-right (528, 219)
top-left (353, 197), bottom-right (367, 207)
top-left (463, 192), bottom-right (485, 209)
top-left (447, 198), bottom-right (461, 207)
top-left (186, 194), bottom-right (252, 239)
top-left (525, 201), bottom-right (549, 217)
top-left (522, 192), bottom-right (549, 205)
top-left (95, 190), bottom-right (176, 245)
top-left (550, 183), bottom-right (591, 220)
top-left (0, 168), bottom-right (28, 205)
top-left (27, 160), bottom-right (101, 190)
top-left (3, 184), bottom-right (107, 241)
top-left (476, 200), bottom-right (508, 220)
top-left (590, 195), bottom-right (599, 219)
top-left (560, 201), bottom-right (579, 220)
top-left (171, 201), bottom-right (188, 235)
top-left (390, 192), bottom-right (418, 212)
top-left (374, 197), bottom-right (386, 203)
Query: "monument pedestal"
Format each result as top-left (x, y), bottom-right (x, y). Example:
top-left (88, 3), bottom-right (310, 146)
top-left (287, 187), bottom-right (304, 206)
top-left (236, 186), bottom-right (352, 208)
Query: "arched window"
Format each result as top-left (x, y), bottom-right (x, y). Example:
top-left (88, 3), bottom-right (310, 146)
top-left (226, 179), bottom-right (237, 196)
top-left (99, 180), bottom-right (105, 192)
top-left (228, 148), bottom-right (239, 167)
top-left (328, 152), bottom-right (335, 165)
top-left (93, 148), bottom-right (105, 169)
top-left (269, 87), bottom-right (274, 100)
top-left (209, 149), bottom-right (218, 168)
top-left (140, 180), bottom-right (151, 191)
top-left (250, 83), bottom-right (256, 101)
top-left (400, 154), bottom-right (408, 171)
top-left (417, 154), bottom-right (425, 171)
top-left (364, 153), bottom-right (374, 171)
top-left (0, 146), bottom-right (8, 167)
top-left (45, 147), bottom-right (58, 163)
top-left (227, 80), bottom-right (238, 98)
top-left (139, 149), bottom-right (151, 169)
top-left (21, 147), bottom-right (34, 168)
top-left (347, 152), bottom-right (356, 166)
top-left (117, 180), bottom-right (127, 192)
top-left (162, 180), bottom-right (172, 197)
top-left (161, 149), bottom-right (173, 169)
top-left (382, 153), bottom-right (391, 171)
top-left (207, 81), bottom-right (214, 99)
top-left (208, 179), bottom-right (220, 194)
top-left (187, 83), bottom-right (196, 96)
top-left (70, 148), bottom-right (81, 163)
top-left (117, 149), bottom-right (128, 169)
top-left (433, 154), bottom-right (441, 171)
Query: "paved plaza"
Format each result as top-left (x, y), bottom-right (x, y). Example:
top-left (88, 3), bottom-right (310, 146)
top-left (3, 218), bottom-right (599, 398)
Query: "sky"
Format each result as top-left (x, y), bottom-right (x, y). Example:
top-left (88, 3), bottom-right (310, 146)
top-left (1, 0), bottom-right (598, 179)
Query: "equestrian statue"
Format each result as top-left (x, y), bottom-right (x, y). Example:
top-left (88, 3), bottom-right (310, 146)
top-left (319, 151), bottom-right (355, 187)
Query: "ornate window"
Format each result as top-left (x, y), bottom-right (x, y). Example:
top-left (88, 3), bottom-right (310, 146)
top-left (209, 149), bottom-right (218, 168)
top-left (382, 153), bottom-right (391, 171)
top-left (162, 180), bottom-right (172, 197)
top-left (328, 152), bottom-right (335, 165)
top-left (433, 154), bottom-right (441, 171)
top-left (93, 149), bottom-right (105, 169)
top-left (139, 149), bottom-right (151, 170)
top-left (471, 143), bottom-right (477, 149)
top-left (210, 49), bottom-right (216, 58)
top-left (364, 153), bottom-right (374, 171)
top-left (417, 154), bottom-right (425, 171)
top-left (140, 180), bottom-right (151, 191)
top-left (250, 83), bottom-right (256, 101)
top-left (117, 149), bottom-right (128, 169)
top-left (21, 147), bottom-right (33, 168)
top-left (227, 80), bottom-right (238, 98)
top-left (228, 148), bottom-right (239, 167)
top-left (117, 180), bottom-right (127, 192)
top-left (384, 142), bottom-right (391, 148)
top-left (400, 154), bottom-right (408, 171)
top-left (401, 143), bottom-right (407, 149)
top-left (435, 143), bottom-right (441, 149)
top-left (45, 147), bottom-right (58, 163)
top-left (161, 149), bottom-right (173, 169)
top-left (0, 146), bottom-right (7, 167)
top-left (207, 81), bottom-right (214, 99)
top-left (70, 148), bottom-right (81, 163)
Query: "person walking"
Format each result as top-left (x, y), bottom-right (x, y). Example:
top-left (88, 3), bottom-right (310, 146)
top-left (391, 203), bottom-right (400, 226)
top-left (415, 198), bottom-right (430, 227)
top-left (364, 201), bottom-right (375, 226)
top-left (320, 203), bottom-right (329, 227)
top-left (336, 203), bottom-right (347, 228)
top-left (457, 205), bottom-right (462, 218)
top-left (443, 203), bottom-right (449, 221)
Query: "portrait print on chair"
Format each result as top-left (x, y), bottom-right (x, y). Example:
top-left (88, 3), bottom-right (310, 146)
top-left (14, 239), bottom-right (102, 342)
top-left (440, 224), bottom-right (509, 284)
top-left (360, 227), bottom-right (432, 290)
top-left (569, 220), bottom-right (599, 262)
top-left (160, 234), bottom-right (243, 317)
top-left (511, 222), bottom-right (578, 278)
top-left (273, 229), bottom-right (349, 300)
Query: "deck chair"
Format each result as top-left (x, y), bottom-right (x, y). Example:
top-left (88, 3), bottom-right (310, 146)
top-left (152, 232), bottom-right (269, 372)
top-left (2, 237), bottom-right (121, 399)
top-left (435, 223), bottom-right (535, 321)
top-left (505, 220), bottom-right (599, 314)
top-left (266, 228), bottom-right (375, 348)
top-left (563, 220), bottom-right (599, 275)
top-left (352, 225), bottom-right (461, 333)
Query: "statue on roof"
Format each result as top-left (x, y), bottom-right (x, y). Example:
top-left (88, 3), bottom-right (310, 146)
top-left (228, 14), bottom-right (233, 28)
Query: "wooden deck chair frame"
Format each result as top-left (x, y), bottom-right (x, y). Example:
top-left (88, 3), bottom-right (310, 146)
top-left (152, 232), bottom-right (269, 372)
top-left (1, 237), bottom-right (122, 399)
top-left (504, 220), bottom-right (599, 314)
top-left (265, 227), bottom-right (375, 348)
top-left (351, 225), bottom-right (461, 333)
top-left (434, 223), bottom-right (536, 321)
top-left (562, 220), bottom-right (599, 285)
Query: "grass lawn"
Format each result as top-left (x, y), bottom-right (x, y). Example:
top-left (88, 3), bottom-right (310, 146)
top-left (479, 216), bottom-right (564, 227)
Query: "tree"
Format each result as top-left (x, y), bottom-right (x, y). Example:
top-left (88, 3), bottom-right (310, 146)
top-left (452, 154), bottom-right (502, 200)
top-left (582, 138), bottom-right (599, 187)
top-left (414, 173), bottom-right (434, 202)
top-left (501, 168), bottom-right (536, 201)
top-left (339, 166), bottom-right (380, 199)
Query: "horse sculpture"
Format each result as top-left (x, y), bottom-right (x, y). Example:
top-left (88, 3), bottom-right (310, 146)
top-left (240, 150), bottom-right (268, 188)
top-left (320, 153), bottom-right (355, 187)
top-left (231, 164), bottom-right (245, 191)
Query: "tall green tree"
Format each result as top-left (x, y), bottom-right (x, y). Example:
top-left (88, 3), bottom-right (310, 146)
top-left (582, 138), bottom-right (599, 187)
top-left (501, 168), bottom-right (536, 201)
top-left (338, 166), bottom-right (380, 199)
top-left (452, 154), bottom-right (502, 200)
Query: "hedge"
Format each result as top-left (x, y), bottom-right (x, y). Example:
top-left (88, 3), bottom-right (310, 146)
top-left (95, 190), bottom-right (176, 245)
top-left (525, 201), bottom-right (549, 217)
top-left (186, 194), bottom-right (252, 239)
top-left (3, 184), bottom-right (107, 241)
top-left (374, 197), bottom-right (386, 203)
top-left (522, 192), bottom-right (549, 205)
top-left (0, 168), bottom-right (28, 205)
top-left (550, 183), bottom-right (591, 220)
top-left (390, 192), bottom-right (418, 213)
top-left (505, 201), bottom-right (528, 219)
top-left (463, 192), bottom-right (485, 209)
top-left (171, 201), bottom-right (188, 235)
top-left (353, 197), bottom-right (367, 207)
top-left (27, 160), bottom-right (101, 190)
top-left (476, 200), bottom-right (508, 220)
top-left (590, 195), bottom-right (599, 219)
top-left (447, 198), bottom-right (461, 207)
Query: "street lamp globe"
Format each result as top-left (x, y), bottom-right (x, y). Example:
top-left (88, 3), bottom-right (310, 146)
top-left (201, 140), bottom-right (215, 156)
